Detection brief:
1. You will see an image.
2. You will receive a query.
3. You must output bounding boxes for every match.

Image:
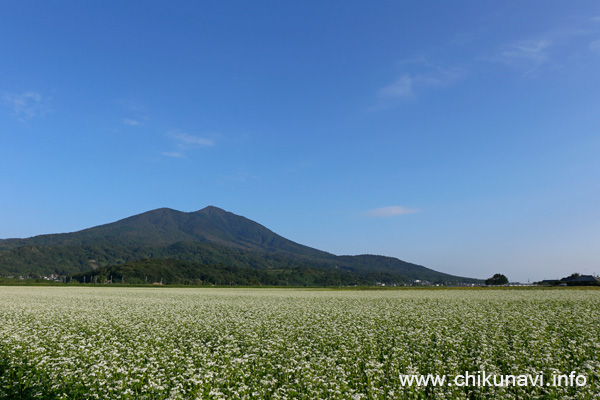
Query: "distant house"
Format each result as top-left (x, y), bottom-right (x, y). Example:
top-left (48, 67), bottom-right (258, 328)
top-left (565, 275), bottom-right (600, 286)
top-left (536, 275), bottom-right (600, 286)
top-left (560, 275), bottom-right (579, 283)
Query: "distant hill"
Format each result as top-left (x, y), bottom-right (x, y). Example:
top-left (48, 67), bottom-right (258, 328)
top-left (0, 206), bottom-right (479, 285)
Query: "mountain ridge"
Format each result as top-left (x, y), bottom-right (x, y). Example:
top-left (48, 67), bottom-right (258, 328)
top-left (0, 206), bottom-right (479, 285)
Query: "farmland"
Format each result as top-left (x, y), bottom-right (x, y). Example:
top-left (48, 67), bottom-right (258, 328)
top-left (1, 287), bottom-right (599, 399)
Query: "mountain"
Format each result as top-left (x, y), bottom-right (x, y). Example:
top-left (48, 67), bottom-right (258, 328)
top-left (0, 206), bottom-right (479, 285)
top-left (1, 207), bottom-right (329, 256)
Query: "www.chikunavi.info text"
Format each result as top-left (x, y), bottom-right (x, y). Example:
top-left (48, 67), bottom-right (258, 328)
top-left (399, 371), bottom-right (587, 387)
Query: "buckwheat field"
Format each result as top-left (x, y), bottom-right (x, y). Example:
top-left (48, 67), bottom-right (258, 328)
top-left (1, 287), bottom-right (599, 399)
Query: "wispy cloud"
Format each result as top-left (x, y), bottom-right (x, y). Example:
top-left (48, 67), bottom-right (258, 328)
top-left (488, 17), bottom-right (600, 76)
top-left (161, 151), bottom-right (186, 158)
top-left (501, 39), bottom-right (551, 62)
top-left (171, 132), bottom-right (214, 147)
top-left (3, 91), bottom-right (50, 121)
top-left (115, 98), bottom-right (149, 128)
top-left (493, 39), bottom-right (552, 74)
top-left (116, 98), bottom-right (146, 112)
top-left (162, 131), bottom-right (215, 158)
top-left (123, 118), bottom-right (141, 126)
top-left (366, 206), bottom-right (419, 217)
top-left (379, 75), bottom-right (413, 98)
top-left (375, 65), bottom-right (464, 106)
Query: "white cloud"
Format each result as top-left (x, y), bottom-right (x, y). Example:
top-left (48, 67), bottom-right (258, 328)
top-left (481, 37), bottom-right (558, 77)
top-left (378, 75), bottom-right (413, 98)
top-left (162, 131), bottom-right (215, 158)
top-left (123, 118), bottom-right (141, 126)
top-left (366, 206), bottom-right (419, 217)
top-left (161, 151), bottom-right (185, 158)
top-left (499, 39), bottom-right (551, 66)
top-left (3, 91), bottom-right (49, 120)
top-left (377, 66), bottom-right (463, 103)
top-left (115, 98), bottom-right (147, 128)
top-left (171, 132), bottom-right (214, 147)
top-left (116, 98), bottom-right (146, 112)
top-left (490, 24), bottom-right (600, 75)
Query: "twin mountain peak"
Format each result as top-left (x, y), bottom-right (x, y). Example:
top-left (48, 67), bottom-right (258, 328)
top-left (0, 206), bottom-right (479, 285)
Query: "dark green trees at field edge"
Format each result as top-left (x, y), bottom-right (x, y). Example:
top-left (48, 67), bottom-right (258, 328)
top-left (485, 273), bottom-right (509, 285)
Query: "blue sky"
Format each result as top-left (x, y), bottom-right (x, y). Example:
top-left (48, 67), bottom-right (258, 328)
top-left (2, 1), bottom-right (600, 282)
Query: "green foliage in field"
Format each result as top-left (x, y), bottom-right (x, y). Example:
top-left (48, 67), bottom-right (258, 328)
top-left (0, 288), bottom-right (598, 399)
top-left (70, 258), bottom-right (364, 286)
